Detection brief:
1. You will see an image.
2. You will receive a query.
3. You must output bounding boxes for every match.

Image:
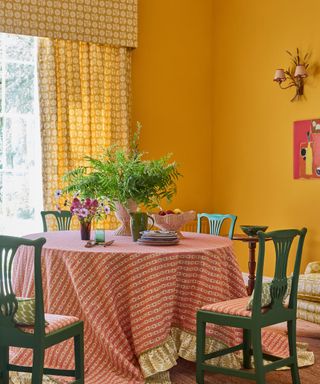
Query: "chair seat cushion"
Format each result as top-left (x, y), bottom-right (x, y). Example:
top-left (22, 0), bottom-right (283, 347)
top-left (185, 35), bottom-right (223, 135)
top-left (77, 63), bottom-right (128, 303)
top-left (18, 313), bottom-right (79, 334)
top-left (201, 297), bottom-right (269, 317)
top-left (298, 273), bottom-right (320, 302)
top-left (202, 297), bottom-right (253, 317)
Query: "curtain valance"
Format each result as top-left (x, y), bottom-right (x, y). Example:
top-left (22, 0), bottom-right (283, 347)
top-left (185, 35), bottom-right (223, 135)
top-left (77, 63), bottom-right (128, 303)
top-left (0, 0), bottom-right (137, 48)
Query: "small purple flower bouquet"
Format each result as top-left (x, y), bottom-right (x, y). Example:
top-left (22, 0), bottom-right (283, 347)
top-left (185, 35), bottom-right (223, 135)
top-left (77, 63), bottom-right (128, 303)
top-left (55, 191), bottom-right (110, 224)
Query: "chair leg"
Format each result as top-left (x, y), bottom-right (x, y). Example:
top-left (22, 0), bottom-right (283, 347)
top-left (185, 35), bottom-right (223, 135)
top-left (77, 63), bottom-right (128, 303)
top-left (243, 328), bottom-right (252, 369)
top-left (287, 320), bottom-right (300, 384)
top-left (196, 316), bottom-right (206, 384)
top-left (0, 346), bottom-right (9, 384)
top-left (31, 347), bottom-right (45, 384)
top-left (74, 329), bottom-right (85, 383)
top-left (252, 329), bottom-right (265, 384)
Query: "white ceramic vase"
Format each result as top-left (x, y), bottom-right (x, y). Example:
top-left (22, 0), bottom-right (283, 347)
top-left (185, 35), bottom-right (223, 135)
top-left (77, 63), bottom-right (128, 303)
top-left (114, 200), bottom-right (138, 236)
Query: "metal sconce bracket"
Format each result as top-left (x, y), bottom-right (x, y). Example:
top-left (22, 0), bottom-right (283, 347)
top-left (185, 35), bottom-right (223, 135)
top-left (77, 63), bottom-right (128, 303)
top-left (273, 48), bottom-right (310, 102)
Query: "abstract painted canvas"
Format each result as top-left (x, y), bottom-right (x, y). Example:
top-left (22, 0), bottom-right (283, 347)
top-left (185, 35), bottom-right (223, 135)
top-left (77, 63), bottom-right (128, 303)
top-left (293, 119), bottom-right (320, 179)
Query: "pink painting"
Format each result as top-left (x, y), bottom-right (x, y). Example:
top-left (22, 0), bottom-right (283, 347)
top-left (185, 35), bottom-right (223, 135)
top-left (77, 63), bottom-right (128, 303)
top-left (293, 119), bottom-right (320, 179)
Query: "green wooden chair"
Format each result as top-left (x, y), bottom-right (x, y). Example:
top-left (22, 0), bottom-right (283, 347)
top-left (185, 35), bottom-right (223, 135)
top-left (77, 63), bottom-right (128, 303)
top-left (41, 210), bottom-right (72, 232)
top-left (196, 228), bottom-right (307, 384)
top-left (197, 213), bottom-right (237, 239)
top-left (0, 235), bottom-right (84, 384)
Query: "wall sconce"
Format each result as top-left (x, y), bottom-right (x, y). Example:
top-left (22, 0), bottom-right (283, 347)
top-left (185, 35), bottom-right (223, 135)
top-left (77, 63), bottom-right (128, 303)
top-left (273, 49), bottom-right (310, 102)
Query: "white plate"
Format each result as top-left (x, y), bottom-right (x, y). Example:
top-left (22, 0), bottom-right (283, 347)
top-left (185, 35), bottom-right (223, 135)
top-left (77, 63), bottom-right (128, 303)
top-left (141, 235), bottom-right (178, 241)
top-left (140, 230), bottom-right (177, 237)
top-left (137, 239), bottom-right (180, 246)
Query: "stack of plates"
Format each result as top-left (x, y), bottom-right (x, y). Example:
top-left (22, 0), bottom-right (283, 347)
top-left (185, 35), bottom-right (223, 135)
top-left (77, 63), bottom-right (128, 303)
top-left (138, 230), bottom-right (179, 246)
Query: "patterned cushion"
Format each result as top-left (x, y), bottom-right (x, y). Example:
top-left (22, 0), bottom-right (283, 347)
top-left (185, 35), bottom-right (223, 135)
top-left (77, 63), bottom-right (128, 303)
top-left (14, 297), bottom-right (35, 325)
top-left (202, 297), bottom-right (256, 317)
top-left (298, 273), bottom-right (320, 301)
top-left (297, 298), bottom-right (320, 324)
top-left (18, 313), bottom-right (79, 334)
top-left (298, 298), bottom-right (320, 314)
top-left (297, 308), bottom-right (320, 324)
top-left (247, 277), bottom-right (292, 310)
top-left (305, 261), bottom-right (320, 274)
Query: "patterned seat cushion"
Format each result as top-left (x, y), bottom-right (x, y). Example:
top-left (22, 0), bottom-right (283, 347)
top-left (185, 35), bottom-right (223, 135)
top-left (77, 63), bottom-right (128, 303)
top-left (298, 273), bottom-right (320, 302)
top-left (201, 297), bottom-right (269, 317)
top-left (18, 313), bottom-right (79, 334)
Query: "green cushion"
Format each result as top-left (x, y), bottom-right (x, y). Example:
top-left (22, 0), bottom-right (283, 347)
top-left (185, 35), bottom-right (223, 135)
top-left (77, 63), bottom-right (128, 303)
top-left (14, 297), bottom-right (35, 325)
top-left (247, 276), bottom-right (292, 310)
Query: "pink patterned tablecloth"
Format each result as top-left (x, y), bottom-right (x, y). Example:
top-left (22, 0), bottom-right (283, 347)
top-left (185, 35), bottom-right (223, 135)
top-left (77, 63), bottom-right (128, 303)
top-left (10, 231), bottom-right (312, 384)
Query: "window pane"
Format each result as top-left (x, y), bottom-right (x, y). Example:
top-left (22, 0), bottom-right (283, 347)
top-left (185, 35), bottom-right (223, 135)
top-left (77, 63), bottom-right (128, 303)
top-left (0, 33), bottom-right (42, 236)
top-left (0, 118), bottom-right (3, 165)
top-left (0, 172), bottom-right (33, 218)
top-left (0, 64), bottom-right (2, 114)
top-left (3, 117), bottom-right (29, 170)
top-left (5, 63), bottom-right (35, 114)
top-left (0, 173), bottom-right (2, 214)
top-left (5, 34), bottom-right (34, 62)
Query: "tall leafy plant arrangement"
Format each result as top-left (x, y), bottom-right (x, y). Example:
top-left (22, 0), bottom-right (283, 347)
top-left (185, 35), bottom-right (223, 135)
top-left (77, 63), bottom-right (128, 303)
top-left (63, 123), bottom-right (181, 209)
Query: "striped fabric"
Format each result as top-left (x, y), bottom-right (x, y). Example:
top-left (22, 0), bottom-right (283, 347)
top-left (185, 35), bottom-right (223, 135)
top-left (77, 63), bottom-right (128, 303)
top-left (202, 297), bottom-right (253, 317)
top-left (202, 296), bottom-right (269, 317)
top-left (18, 313), bottom-right (79, 334)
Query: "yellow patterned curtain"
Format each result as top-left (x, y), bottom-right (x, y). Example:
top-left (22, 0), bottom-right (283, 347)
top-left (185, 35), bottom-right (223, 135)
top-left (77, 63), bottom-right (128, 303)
top-left (0, 0), bottom-right (138, 48)
top-left (38, 38), bottom-right (131, 228)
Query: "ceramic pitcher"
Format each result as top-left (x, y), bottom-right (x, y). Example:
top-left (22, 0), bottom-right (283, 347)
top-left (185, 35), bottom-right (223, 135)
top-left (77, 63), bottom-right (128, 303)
top-left (130, 212), bottom-right (154, 242)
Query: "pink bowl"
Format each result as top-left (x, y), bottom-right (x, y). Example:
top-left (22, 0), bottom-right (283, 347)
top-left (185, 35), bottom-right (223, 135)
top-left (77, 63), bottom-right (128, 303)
top-left (152, 210), bottom-right (196, 238)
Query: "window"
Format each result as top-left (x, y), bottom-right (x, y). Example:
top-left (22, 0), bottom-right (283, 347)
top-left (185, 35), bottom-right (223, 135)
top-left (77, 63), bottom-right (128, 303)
top-left (0, 33), bottom-right (43, 235)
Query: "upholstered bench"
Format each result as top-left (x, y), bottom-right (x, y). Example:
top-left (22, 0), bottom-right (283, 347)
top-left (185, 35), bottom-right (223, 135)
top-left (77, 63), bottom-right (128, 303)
top-left (297, 261), bottom-right (320, 324)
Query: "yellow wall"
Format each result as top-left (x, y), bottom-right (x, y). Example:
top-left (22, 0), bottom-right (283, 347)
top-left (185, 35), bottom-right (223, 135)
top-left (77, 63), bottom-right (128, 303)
top-left (212, 0), bottom-right (320, 274)
top-left (132, 0), bottom-right (214, 213)
top-left (132, 0), bottom-right (320, 275)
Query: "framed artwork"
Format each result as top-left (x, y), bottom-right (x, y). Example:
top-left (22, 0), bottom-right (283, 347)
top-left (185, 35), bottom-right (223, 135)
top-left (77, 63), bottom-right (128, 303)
top-left (293, 119), bottom-right (320, 179)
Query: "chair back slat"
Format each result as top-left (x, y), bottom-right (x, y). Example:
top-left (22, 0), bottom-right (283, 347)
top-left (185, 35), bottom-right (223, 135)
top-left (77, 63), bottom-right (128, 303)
top-left (211, 219), bottom-right (222, 235)
top-left (41, 210), bottom-right (72, 232)
top-left (197, 213), bottom-right (237, 239)
top-left (56, 214), bottom-right (72, 230)
top-left (252, 228), bottom-right (307, 315)
top-left (0, 246), bottom-right (19, 322)
top-left (270, 236), bottom-right (295, 307)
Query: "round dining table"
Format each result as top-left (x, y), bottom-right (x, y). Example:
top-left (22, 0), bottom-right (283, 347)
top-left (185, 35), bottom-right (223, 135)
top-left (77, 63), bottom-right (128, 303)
top-left (10, 231), bottom-right (307, 384)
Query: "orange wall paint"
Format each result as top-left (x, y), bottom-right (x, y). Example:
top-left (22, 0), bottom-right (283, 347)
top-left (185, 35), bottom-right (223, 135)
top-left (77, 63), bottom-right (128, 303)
top-left (132, 0), bottom-right (320, 275)
top-left (212, 0), bottom-right (320, 274)
top-left (131, 0), bottom-right (214, 213)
